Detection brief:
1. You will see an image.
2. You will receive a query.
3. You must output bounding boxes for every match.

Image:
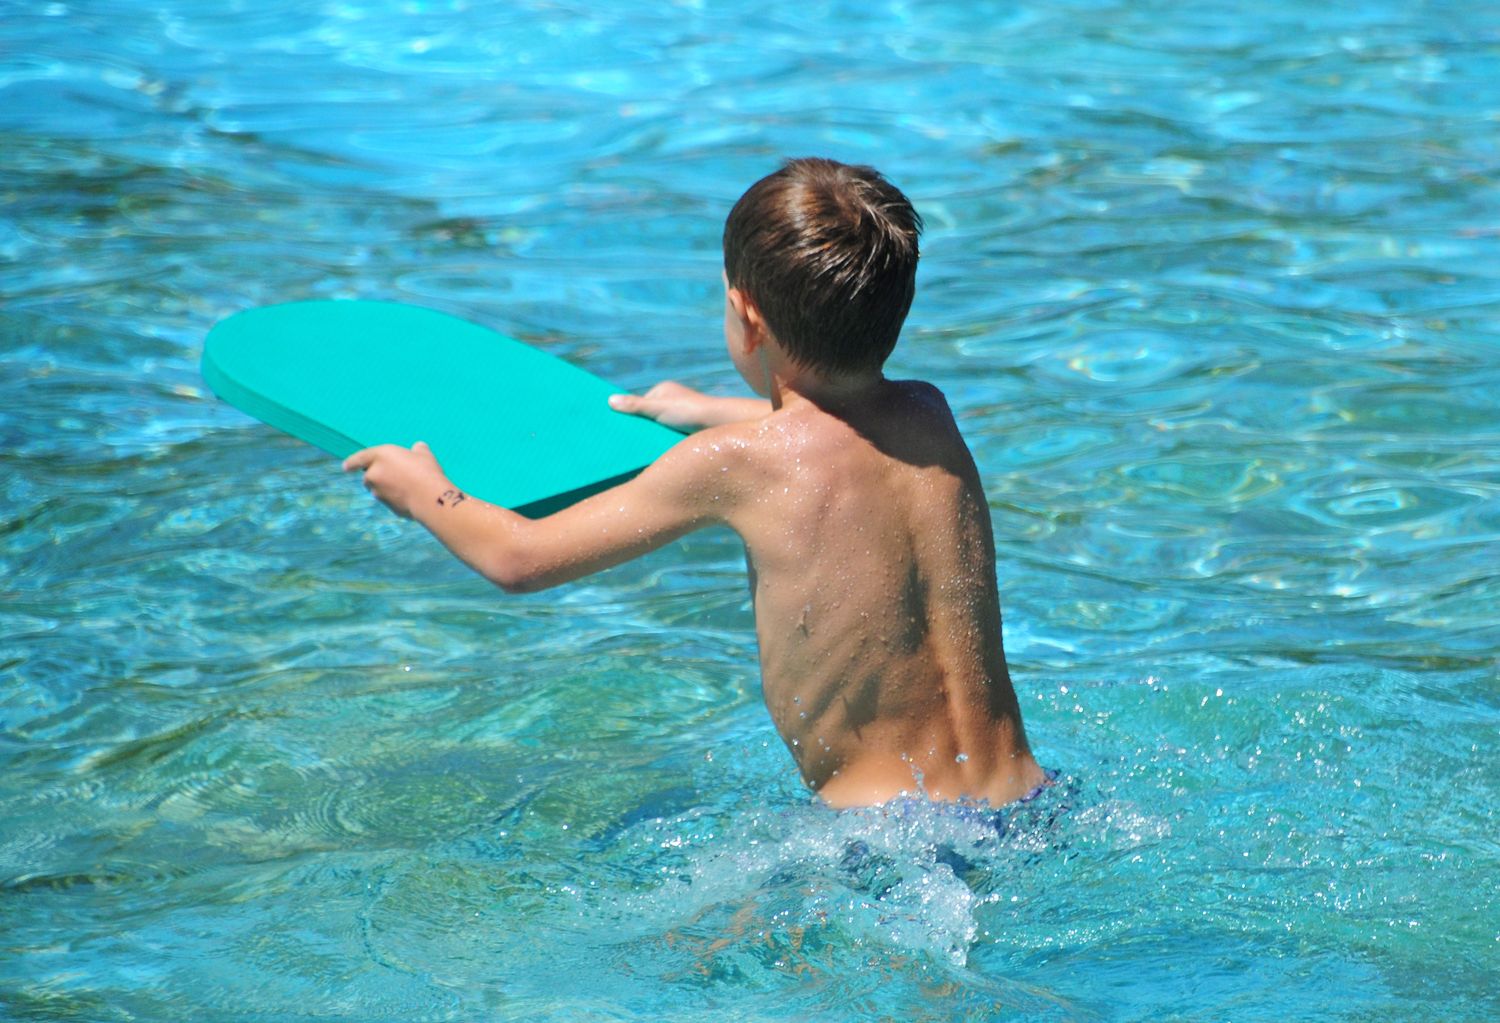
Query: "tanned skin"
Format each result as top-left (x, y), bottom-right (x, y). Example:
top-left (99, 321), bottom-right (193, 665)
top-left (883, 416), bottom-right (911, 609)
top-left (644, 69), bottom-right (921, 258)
top-left (344, 281), bottom-right (1046, 808)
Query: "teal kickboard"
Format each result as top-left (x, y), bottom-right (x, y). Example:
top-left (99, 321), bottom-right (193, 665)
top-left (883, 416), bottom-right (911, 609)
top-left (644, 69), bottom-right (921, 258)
top-left (202, 300), bottom-right (682, 516)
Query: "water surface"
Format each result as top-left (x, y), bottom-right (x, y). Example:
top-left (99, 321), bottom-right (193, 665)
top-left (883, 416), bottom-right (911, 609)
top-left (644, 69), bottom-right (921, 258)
top-left (2, 1), bottom-right (1497, 1020)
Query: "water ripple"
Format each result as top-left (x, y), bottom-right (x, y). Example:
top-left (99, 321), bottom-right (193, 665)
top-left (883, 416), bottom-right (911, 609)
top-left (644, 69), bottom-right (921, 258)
top-left (3, 0), bottom-right (1498, 1018)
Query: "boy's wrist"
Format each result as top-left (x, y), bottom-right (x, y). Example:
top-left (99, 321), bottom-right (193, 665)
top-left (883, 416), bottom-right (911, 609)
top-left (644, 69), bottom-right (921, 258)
top-left (408, 475), bottom-right (462, 525)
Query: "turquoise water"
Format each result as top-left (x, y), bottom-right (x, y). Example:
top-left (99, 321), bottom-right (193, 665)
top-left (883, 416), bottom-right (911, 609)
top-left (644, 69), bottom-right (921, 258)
top-left (3, 0), bottom-right (1498, 1018)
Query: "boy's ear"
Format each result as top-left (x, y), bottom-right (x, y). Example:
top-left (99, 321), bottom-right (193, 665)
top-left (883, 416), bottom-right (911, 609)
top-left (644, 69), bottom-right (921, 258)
top-left (726, 286), bottom-right (768, 352)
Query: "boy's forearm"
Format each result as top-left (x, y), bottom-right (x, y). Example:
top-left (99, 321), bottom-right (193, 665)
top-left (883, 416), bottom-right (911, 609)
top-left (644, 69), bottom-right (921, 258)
top-left (346, 434), bottom-right (717, 595)
top-left (609, 383), bottom-right (771, 431)
top-left (694, 395), bottom-right (773, 427)
top-left (410, 484), bottom-right (537, 593)
top-left (343, 442), bottom-right (549, 592)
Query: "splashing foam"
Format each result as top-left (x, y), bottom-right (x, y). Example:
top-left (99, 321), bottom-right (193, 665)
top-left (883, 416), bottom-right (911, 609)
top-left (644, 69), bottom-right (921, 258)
top-left (593, 784), bottom-right (1155, 969)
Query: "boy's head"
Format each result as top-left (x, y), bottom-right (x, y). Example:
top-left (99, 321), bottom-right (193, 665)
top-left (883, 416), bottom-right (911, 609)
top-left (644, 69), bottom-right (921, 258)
top-left (723, 158), bottom-right (922, 377)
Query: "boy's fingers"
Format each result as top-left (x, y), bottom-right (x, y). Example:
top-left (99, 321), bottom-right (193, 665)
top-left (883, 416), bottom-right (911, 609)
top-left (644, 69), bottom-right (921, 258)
top-left (343, 444), bottom-right (409, 472)
top-left (608, 393), bottom-right (642, 414)
top-left (343, 446), bottom-right (377, 472)
top-left (345, 442), bottom-right (430, 472)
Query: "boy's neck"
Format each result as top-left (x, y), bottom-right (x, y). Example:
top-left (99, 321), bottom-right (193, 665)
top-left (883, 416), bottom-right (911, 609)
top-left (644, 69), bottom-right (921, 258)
top-left (774, 366), bottom-right (886, 412)
top-left (750, 327), bottom-right (886, 412)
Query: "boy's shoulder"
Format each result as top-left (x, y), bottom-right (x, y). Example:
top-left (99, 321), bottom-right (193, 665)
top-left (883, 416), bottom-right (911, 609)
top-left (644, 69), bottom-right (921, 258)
top-left (888, 377), bottom-right (952, 414)
top-left (661, 378), bottom-right (960, 477)
top-left (644, 415), bottom-right (776, 499)
top-left (650, 400), bottom-right (829, 495)
top-left (831, 377), bottom-right (964, 448)
top-left (735, 379), bottom-right (963, 470)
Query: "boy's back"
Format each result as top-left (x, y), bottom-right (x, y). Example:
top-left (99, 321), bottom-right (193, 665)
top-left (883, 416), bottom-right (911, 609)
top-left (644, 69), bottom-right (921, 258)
top-left (345, 158), bottom-right (1047, 809)
top-left (705, 378), bottom-right (1044, 807)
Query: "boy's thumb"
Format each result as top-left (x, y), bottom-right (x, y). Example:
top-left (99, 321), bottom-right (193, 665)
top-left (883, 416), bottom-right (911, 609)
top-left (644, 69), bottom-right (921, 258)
top-left (608, 394), bottom-right (637, 412)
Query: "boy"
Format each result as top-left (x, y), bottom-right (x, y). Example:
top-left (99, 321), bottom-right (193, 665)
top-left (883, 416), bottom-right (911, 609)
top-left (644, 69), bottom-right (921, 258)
top-left (343, 158), bottom-right (1047, 809)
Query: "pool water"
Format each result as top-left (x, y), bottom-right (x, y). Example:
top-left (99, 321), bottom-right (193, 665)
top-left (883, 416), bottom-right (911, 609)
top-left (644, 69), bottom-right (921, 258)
top-left (2, 1), bottom-right (1497, 1019)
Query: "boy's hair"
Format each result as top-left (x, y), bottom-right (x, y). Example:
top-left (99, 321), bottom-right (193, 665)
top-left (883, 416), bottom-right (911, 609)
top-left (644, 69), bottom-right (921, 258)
top-left (723, 158), bottom-right (922, 376)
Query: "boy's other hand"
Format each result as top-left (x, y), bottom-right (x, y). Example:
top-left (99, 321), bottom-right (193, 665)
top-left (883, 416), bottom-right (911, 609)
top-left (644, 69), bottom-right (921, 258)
top-left (608, 381), bottom-right (709, 432)
top-left (343, 441), bottom-right (450, 519)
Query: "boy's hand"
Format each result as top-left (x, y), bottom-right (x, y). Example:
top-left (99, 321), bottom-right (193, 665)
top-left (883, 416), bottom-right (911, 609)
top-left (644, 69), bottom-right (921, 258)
top-left (607, 381), bottom-right (710, 432)
top-left (342, 441), bottom-right (452, 520)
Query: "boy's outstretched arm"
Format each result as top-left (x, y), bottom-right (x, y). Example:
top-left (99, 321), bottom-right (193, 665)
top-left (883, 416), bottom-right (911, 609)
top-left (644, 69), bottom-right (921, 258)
top-left (342, 434), bottom-right (741, 593)
top-left (609, 381), bottom-right (770, 432)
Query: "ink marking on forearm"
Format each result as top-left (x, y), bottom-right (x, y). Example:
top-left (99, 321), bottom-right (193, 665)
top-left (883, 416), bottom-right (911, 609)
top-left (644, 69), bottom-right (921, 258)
top-left (437, 488), bottom-right (468, 508)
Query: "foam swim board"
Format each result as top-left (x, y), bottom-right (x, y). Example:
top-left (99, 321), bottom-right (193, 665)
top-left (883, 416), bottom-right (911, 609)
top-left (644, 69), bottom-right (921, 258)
top-left (202, 300), bottom-right (682, 516)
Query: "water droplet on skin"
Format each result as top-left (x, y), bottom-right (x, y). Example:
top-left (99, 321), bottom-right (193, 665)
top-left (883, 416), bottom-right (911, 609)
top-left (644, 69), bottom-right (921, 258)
top-left (955, 753), bottom-right (970, 764)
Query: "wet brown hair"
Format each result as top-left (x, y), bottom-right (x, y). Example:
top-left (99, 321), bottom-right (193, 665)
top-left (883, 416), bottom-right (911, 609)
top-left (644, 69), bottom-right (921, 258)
top-left (723, 158), bottom-right (922, 375)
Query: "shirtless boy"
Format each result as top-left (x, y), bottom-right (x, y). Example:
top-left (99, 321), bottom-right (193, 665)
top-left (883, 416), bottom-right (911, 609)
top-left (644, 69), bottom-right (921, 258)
top-left (343, 158), bottom-right (1047, 809)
